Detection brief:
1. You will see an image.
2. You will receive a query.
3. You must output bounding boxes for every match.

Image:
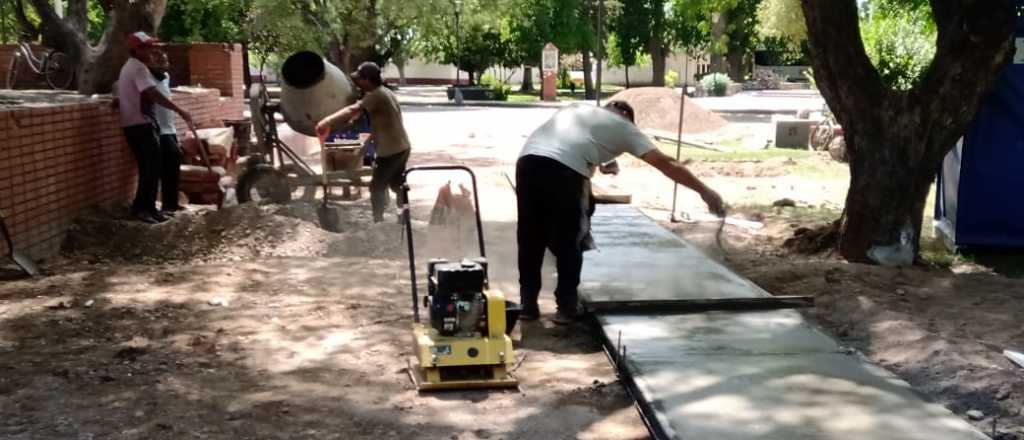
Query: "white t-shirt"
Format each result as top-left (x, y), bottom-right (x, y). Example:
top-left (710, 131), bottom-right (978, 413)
top-left (116, 57), bottom-right (158, 128)
top-left (518, 104), bottom-right (657, 178)
top-left (153, 74), bottom-right (176, 135)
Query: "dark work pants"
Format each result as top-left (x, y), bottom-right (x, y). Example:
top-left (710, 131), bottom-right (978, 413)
top-left (371, 149), bottom-right (410, 222)
top-left (159, 134), bottom-right (182, 210)
top-left (516, 154), bottom-right (591, 314)
top-left (123, 124), bottom-right (161, 215)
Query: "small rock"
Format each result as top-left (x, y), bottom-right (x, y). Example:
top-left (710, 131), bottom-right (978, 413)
top-left (134, 410), bottom-right (145, 418)
top-left (83, 299), bottom-right (95, 308)
top-left (996, 385), bottom-right (1013, 401)
top-left (208, 297), bottom-right (229, 307)
top-left (967, 409), bottom-right (985, 421)
top-left (773, 198), bottom-right (796, 208)
top-left (895, 288), bottom-right (906, 295)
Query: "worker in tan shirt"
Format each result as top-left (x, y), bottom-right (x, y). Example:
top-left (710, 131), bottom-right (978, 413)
top-left (316, 62), bottom-right (412, 222)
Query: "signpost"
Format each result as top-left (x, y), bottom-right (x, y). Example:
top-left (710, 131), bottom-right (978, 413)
top-left (542, 43), bottom-right (559, 102)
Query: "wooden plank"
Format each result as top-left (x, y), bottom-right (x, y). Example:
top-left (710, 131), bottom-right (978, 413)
top-left (645, 129), bottom-right (735, 153)
top-left (584, 295), bottom-right (815, 315)
top-left (592, 183), bottom-right (632, 204)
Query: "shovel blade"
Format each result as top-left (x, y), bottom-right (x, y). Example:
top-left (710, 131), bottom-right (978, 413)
top-left (11, 251), bottom-right (40, 276)
top-left (318, 205), bottom-right (341, 233)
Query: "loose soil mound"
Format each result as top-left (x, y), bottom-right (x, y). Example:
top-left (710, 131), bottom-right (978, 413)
top-left (61, 202), bottom-right (411, 264)
top-left (607, 87), bottom-right (726, 134)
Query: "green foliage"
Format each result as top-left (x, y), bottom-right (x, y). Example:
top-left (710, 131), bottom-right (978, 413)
top-left (160, 0), bottom-right (245, 43)
top-left (700, 72), bottom-right (730, 96)
top-left (860, 2), bottom-right (936, 90)
top-left (557, 67), bottom-right (574, 89)
top-left (609, 0), bottom-right (653, 68)
top-left (757, 0), bottom-right (805, 43)
top-left (756, 36), bottom-right (808, 66)
top-left (489, 82), bottom-right (512, 100)
top-left (664, 68), bottom-right (679, 87)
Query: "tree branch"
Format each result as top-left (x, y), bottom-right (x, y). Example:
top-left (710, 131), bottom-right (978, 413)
top-left (800, 0), bottom-right (888, 134)
top-left (67, 0), bottom-right (89, 34)
top-left (13, 0), bottom-right (40, 40)
top-left (917, 0), bottom-right (1015, 159)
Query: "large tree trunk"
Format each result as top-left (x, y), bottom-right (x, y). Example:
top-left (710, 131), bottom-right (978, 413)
top-left (520, 66), bottom-right (534, 92)
top-left (28, 0), bottom-right (166, 94)
top-left (582, 50), bottom-right (595, 99)
top-left (648, 39), bottom-right (666, 86)
top-left (709, 11), bottom-right (728, 74)
top-left (396, 60), bottom-right (407, 87)
top-left (726, 51), bottom-right (746, 82)
top-left (625, 65), bottom-right (630, 89)
top-left (800, 0), bottom-right (1015, 265)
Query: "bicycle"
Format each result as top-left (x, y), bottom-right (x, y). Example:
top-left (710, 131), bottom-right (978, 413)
top-left (5, 41), bottom-right (76, 90)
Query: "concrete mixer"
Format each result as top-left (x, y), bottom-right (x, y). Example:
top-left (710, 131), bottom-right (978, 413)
top-left (238, 51), bottom-right (371, 210)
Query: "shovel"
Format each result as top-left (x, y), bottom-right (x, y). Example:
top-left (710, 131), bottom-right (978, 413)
top-left (0, 209), bottom-right (41, 276)
top-left (317, 134), bottom-right (341, 232)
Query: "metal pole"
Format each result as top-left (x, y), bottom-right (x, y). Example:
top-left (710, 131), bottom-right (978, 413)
top-left (454, 2), bottom-right (461, 87)
top-left (595, 0), bottom-right (604, 106)
top-left (669, 54), bottom-right (689, 222)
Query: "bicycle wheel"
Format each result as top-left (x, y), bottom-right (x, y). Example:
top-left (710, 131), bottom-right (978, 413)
top-left (43, 52), bottom-right (75, 90)
top-left (5, 55), bottom-right (19, 89)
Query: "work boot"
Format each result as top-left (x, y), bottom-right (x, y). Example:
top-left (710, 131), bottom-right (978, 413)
top-left (519, 304), bottom-right (540, 322)
top-left (150, 211), bottom-right (170, 223)
top-left (551, 308), bottom-right (582, 326)
top-left (133, 211), bottom-right (160, 225)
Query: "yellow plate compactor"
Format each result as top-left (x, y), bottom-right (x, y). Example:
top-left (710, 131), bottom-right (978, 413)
top-left (400, 165), bottom-right (522, 391)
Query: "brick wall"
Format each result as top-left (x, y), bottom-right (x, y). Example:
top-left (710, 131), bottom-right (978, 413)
top-left (162, 44), bottom-right (192, 88)
top-left (187, 43), bottom-right (245, 100)
top-left (0, 88), bottom-right (236, 260)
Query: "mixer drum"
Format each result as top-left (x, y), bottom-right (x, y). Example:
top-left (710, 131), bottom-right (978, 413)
top-left (279, 51), bottom-right (357, 137)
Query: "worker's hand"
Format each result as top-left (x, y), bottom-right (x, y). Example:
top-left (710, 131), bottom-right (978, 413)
top-left (599, 160), bottom-right (620, 176)
top-left (701, 189), bottom-right (726, 218)
top-left (315, 119), bottom-right (332, 141)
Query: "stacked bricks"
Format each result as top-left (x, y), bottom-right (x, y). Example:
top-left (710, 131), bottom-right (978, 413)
top-left (0, 88), bottom-right (239, 260)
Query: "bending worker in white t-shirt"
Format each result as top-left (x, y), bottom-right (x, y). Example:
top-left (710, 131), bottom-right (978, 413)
top-left (516, 101), bottom-right (726, 325)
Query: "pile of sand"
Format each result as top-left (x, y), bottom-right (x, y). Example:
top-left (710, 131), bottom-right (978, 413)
top-left (61, 202), bottom-right (411, 264)
top-left (607, 87), bottom-right (726, 134)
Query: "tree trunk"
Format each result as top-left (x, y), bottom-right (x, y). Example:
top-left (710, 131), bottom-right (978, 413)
top-left (710, 12), bottom-right (728, 74)
top-left (648, 39), bottom-right (666, 86)
top-left (726, 51), bottom-right (746, 82)
top-left (396, 61), bottom-right (407, 87)
top-left (800, 0), bottom-right (1016, 264)
top-left (625, 65), bottom-right (630, 89)
top-left (28, 0), bottom-right (166, 94)
top-left (520, 66), bottom-right (534, 92)
top-left (582, 50), bottom-right (595, 99)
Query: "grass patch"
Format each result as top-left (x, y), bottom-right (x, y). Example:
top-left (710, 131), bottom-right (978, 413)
top-left (507, 94), bottom-right (540, 103)
top-left (659, 143), bottom-right (849, 180)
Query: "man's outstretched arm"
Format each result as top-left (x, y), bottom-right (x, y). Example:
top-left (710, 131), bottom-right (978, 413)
top-left (641, 149), bottom-right (726, 217)
top-left (316, 103), bottom-right (364, 138)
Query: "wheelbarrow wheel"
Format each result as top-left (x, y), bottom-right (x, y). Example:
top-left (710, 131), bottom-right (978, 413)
top-left (237, 165), bottom-right (293, 204)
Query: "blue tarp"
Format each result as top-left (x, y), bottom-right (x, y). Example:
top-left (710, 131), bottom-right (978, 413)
top-left (935, 6), bottom-right (1024, 249)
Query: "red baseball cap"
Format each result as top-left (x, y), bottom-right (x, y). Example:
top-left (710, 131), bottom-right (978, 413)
top-left (127, 31), bottom-right (158, 50)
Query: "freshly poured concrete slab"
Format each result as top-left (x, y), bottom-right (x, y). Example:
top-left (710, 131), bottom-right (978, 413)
top-left (581, 205), bottom-right (769, 303)
top-left (601, 310), bottom-right (840, 356)
top-left (596, 311), bottom-right (986, 439)
top-left (623, 354), bottom-right (987, 440)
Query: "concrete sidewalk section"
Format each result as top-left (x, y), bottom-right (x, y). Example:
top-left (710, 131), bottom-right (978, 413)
top-left (580, 204), bottom-right (770, 302)
top-left (583, 205), bottom-right (987, 440)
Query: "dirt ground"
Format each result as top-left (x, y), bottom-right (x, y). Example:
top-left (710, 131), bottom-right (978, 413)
top-left (3, 105), bottom-right (1023, 439)
top-left (0, 139), bottom-right (649, 439)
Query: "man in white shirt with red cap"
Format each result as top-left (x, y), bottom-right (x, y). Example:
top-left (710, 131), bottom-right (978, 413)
top-left (116, 31), bottom-right (193, 224)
